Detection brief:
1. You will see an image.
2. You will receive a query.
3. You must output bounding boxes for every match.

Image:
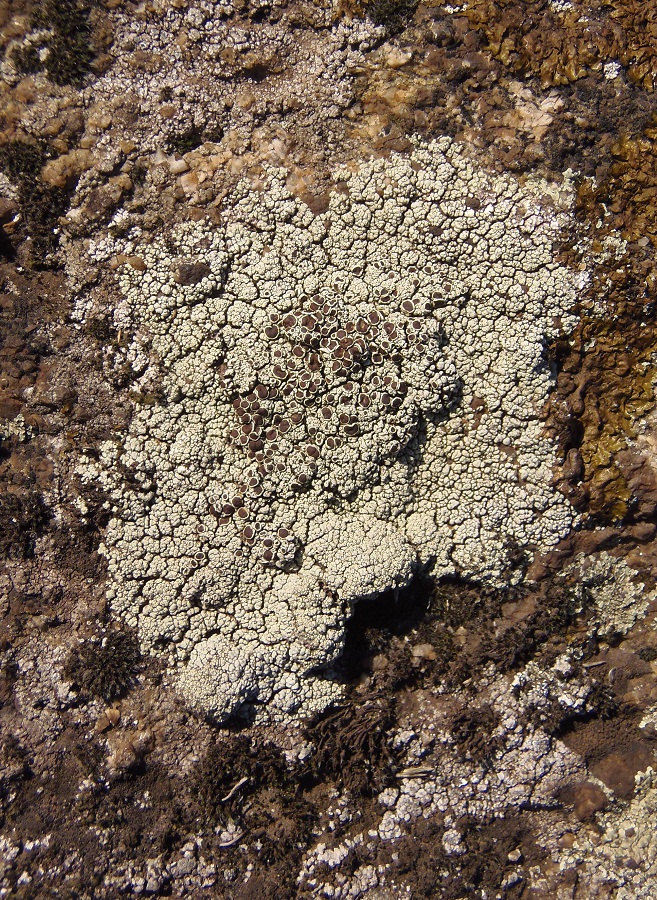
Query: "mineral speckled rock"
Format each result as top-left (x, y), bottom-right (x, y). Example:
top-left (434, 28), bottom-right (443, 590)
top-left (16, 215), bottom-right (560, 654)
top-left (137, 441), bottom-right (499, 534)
top-left (81, 139), bottom-right (584, 722)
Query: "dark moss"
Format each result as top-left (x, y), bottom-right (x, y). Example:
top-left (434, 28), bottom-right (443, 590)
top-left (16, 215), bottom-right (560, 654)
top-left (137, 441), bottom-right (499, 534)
top-left (335, 575), bottom-right (595, 706)
top-left (364, 0), bottom-right (418, 30)
top-left (192, 735), bottom-right (285, 823)
top-left (0, 139), bottom-right (45, 184)
top-left (166, 124), bottom-right (223, 156)
top-left (427, 624), bottom-right (458, 677)
top-left (452, 815), bottom-right (540, 898)
top-left (451, 703), bottom-right (503, 768)
top-left (583, 681), bottom-right (620, 721)
top-left (0, 657), bottom-right (19, 709)
top-left (0, 225), bottom-right (15, 261)
top-left (166, 128), bottom-right (202, 155)
top-left (190, 736), bottom-right (315, 884)
top-left (64, 629), bottom-right (142, 702)
top-left (130, 159), bottom-right (149, 187)
top-left (242, 60), bottom-right (271, 82)
top-left (481, 585), bottom-right (589, 673)
top-left (431, 579), bottom-right (502, 630)
top-left (10, 43), bottom-right (43, 76)
top-left (9, 1), bottom-right (98, 86)
top-left (32, 0), bottom-right (96, 87)
top-left (83, 315), bottom-right (112, 343)
top-left (0, 489), bottom-right (51, 560)
top-left (0, 734), bottom-right (33, 808)
top-left (306, 692), bottom-right (398, 795)
top-left (0, 139), bottom-right (71, 263)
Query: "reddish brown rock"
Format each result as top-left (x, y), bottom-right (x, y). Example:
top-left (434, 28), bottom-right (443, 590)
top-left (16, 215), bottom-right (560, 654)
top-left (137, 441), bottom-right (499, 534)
top-left (571, 782), bottom-right (609, 821)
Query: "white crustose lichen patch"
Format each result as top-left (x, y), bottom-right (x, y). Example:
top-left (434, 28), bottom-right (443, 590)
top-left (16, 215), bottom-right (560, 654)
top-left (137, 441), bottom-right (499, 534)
top-left (84, 139), bottom-right (584, 722)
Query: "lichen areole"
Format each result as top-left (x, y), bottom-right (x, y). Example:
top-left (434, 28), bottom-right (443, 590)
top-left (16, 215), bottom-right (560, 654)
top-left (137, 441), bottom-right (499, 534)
top-left (84, 139), bottom-right (585, 722)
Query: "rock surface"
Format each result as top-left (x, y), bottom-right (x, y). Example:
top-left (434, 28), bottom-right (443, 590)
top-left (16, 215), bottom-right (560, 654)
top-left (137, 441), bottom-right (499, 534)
top-left (1, 1), bottom-right (657, 898)
top-left (82, 140), bottom-right (580, 722)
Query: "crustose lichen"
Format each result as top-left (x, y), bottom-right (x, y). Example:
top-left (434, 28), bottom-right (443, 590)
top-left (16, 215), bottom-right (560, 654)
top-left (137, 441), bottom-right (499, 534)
top-left (83, 139), bottom-right (584, 723)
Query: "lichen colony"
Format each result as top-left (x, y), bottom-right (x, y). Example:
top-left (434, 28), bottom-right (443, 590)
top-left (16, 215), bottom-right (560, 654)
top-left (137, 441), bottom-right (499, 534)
top-left (84, 139), bottom-right (583, 721)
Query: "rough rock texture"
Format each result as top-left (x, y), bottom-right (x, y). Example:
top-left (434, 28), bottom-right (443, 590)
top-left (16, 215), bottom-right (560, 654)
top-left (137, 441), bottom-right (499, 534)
top-left (558, 767), bottom-right (657, 899)
top-left (82, 140), bottom-right (581, 721)
top-left (2, 0), bottom-right (657, 897)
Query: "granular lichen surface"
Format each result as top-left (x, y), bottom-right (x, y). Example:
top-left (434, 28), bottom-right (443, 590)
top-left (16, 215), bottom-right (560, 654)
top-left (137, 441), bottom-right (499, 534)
top-left (85, 139), bottom-right (582, 721)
